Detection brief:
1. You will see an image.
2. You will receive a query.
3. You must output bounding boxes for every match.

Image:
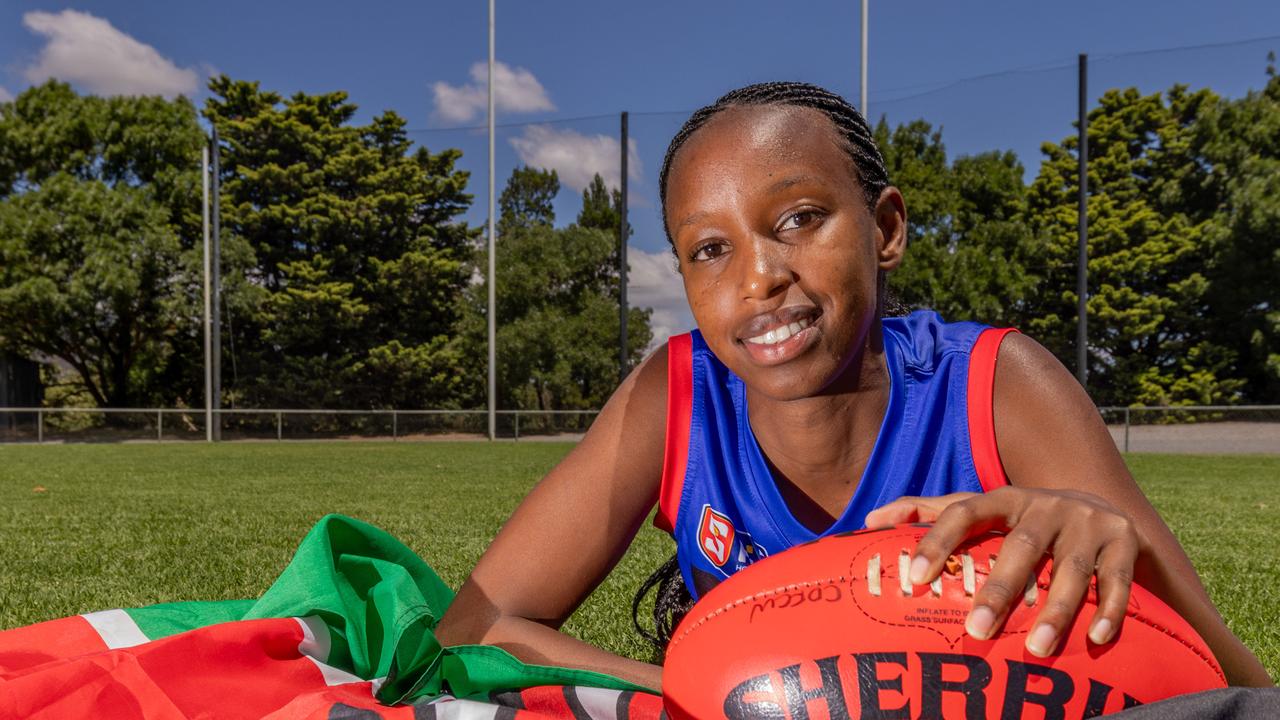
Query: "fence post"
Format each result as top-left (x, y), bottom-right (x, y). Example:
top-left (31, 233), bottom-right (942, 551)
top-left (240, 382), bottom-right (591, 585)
top-left (37, 409), bottom-right (43, 443)
top-left (157, 410), bottom-right (163, 442)
top-left (277, 412), bottom-right (283, 441)
top-left (1124, 407), bottom-right (1130, 453)
top-left (392, 411), bottom-right (398, 441)
top-left (514, 412), bottom-right (519, 441)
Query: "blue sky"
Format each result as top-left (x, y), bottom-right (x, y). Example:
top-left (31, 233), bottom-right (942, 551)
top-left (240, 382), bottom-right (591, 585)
top-left (2, 1), bottom-right (1278, 340)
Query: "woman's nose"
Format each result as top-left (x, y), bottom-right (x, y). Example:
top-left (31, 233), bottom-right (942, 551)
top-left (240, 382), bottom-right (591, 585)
top-left (739, 238), bottom-right (791, 301)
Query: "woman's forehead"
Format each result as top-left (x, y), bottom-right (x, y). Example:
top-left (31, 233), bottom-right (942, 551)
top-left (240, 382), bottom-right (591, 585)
top-left (667, 105), bottom-right (854, 196)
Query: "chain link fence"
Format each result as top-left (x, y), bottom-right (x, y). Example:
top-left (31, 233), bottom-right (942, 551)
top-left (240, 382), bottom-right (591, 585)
top-left (0, 408), bottom-right (599, 444)
top-left (3, 406), bottom-right (1278, 454)
top-left (1098, 406), bottom-right (1280, 455)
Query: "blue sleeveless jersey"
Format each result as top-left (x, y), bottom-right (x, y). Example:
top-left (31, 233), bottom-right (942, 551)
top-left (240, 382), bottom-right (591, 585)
top-left (655, 310), bottom-right (1015, 599)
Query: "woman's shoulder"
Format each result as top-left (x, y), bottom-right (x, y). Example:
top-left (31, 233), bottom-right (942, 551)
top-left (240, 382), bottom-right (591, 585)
top-left (633, 338), bottom-right (672, 398)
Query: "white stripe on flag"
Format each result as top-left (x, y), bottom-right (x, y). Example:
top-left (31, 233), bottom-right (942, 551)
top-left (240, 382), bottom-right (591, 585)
top-left (292, 616), bottom-right (379, 688)
top-left (295, 615), bottom-right (332, 660)
top-left (81, 609), bottom-right (149, 649)
top-left (573, 687), bottom-right (622, 720)
top-left (428, 698), bottom-right (500, 720)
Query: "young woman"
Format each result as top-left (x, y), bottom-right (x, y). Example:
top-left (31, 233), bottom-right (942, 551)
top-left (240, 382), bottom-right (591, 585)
top-left (435, 82), bottom-right (1271, 692)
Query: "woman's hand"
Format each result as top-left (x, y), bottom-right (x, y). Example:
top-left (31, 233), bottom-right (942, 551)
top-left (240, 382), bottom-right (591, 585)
top-left (864, 486), bottom-right (1141, 659)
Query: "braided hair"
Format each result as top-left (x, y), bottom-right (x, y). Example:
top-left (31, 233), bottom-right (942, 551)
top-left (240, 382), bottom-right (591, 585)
top-left (658, 81), bottom-right (890, 248)
top-left (634, 82), bottom-right (897, 659)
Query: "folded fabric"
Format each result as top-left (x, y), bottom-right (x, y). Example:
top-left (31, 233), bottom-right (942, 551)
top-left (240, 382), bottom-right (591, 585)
top-left (0, 514), bottom-right (664, 719)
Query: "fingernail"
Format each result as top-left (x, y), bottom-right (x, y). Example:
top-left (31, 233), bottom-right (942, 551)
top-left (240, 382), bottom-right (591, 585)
top-left (966, 605), bottom-right (996, 640)
top-left (909, 555), bottom-right (930, 585)
top-left (1089, 618), bottom-right (1113, 645)
top-left (1027, 623), bottom-right (1057, 657)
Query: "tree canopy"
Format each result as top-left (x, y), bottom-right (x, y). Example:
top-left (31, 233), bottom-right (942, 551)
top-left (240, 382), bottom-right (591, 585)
top-left (202, 76), bottom-right (476, 410)
top-left (455, 168), bottom-right (651, 413)
top-left (0, 81), bottom-right (204, 408)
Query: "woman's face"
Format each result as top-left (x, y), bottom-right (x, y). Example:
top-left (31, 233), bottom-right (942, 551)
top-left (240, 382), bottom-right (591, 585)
top-left (664, 104), bottom-right (905, 400)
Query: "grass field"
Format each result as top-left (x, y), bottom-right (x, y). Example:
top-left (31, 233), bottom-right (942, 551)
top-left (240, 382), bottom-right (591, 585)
top-left (1, 443), bottom-right (1276, 681)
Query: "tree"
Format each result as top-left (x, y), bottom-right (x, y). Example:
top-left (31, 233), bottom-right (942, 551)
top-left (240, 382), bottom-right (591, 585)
top-left (0, 81), bottom-right (205, 408)
top-left (577, 174), bottom-right (623, 234)
top-left (203, 76), bottom-right (475, 409)
top-left (1195, 59), bottom-right (1280, 402)
top-left (456, 168), bottom-right (652, 414)
top-left (499, 165), bottom-right (559, 235)
top-left (878, 120), bottom-right (1038, 326)
top-left (1025, 85), bottom-right (1243, 406)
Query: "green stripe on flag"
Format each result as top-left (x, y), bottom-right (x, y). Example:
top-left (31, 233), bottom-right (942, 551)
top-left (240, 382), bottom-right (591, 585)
top-left (126, 599), bottom-right (257, 641)
top-left (112, 514), bottom-right (648, 705)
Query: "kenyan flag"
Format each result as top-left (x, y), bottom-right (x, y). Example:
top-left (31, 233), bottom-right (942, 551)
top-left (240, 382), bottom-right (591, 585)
top-left (0, 515), bottom-right (664, 719)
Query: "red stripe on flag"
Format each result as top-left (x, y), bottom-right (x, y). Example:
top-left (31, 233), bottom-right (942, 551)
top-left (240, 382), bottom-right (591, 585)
top-left (260, 682), bottom-right (415, 719)
top-left (0, 617), bottom-right (345, 719)
top-left (0, 616), bottom-right (107, 675)
top-left (514, 686), bottom-right (575, 716)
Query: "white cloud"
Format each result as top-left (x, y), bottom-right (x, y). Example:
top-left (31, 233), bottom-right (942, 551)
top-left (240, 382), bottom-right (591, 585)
top-left (0, 86), bottom-right (11, 102)
top-left (509, 125), bottom-right (642, 195)
top-left (628, 245), bottom-right (695, 348)
top-left (431, 61), bottom-right (554, 124)
top-left (21, 9), bottom-right (198, 97)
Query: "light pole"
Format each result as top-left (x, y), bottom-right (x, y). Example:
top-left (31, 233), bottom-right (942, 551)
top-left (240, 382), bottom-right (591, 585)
top-left (861, 0), bottom-right (868, 116)
top-left (487, 0), bottom-right (497, 440)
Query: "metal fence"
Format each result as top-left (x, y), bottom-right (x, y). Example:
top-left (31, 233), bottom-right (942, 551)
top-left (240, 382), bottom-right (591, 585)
top-left (3, 405), bottom-right (1278, 453)
top-left (1097, 405), bottom-right (1280, 455)
top-left (0, 408), bottom-right (599, 443)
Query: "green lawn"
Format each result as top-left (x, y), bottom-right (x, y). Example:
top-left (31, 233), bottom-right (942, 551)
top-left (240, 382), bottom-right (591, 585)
top-left (1, 443), bottom-right (1276, 681)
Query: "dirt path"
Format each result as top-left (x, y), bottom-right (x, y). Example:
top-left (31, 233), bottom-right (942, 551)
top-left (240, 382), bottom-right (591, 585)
top-left (1107, 422), bottom-right (1280, 455)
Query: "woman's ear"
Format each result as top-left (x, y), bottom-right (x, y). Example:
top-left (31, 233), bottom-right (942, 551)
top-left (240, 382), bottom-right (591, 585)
top-left (874, 186), bottom-right (908, 271)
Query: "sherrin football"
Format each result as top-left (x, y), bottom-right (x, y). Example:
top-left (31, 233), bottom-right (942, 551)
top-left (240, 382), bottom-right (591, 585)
top-left (662, 524), bottom-right (1226, 719)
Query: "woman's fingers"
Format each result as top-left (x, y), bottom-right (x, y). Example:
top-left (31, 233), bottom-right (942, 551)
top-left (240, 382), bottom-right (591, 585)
top-left (865, 492), bottom-right (977, 527)
top-left (1023, 527), bottom-right (1101, 656)
top-left (963, 515), bottom-right (1056, 642)
top-left (909, 489), bottom-right (1019, 587)
top-left (893, 487), bottom-right (1142, 652)
top-left (1087, 520), bottom-right (1139, 645)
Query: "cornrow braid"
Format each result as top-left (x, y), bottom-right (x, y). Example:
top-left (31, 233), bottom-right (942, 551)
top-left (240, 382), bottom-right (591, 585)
top-left (658, 81), bottom-right (889, 249)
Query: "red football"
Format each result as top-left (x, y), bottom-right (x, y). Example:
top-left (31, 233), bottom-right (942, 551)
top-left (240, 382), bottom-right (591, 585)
top-left (662, 524), bottom-right (1225, 719)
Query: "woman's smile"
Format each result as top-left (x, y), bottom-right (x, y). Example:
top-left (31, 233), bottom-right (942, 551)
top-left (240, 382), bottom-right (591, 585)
top-left (738, 306), bottom-right (823, 366)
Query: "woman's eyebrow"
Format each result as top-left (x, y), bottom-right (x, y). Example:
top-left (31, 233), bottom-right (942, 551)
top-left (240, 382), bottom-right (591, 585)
top-left (767, 174), bottom-right (821, 194)
top-left (676, 211), bottom-right (710, 230)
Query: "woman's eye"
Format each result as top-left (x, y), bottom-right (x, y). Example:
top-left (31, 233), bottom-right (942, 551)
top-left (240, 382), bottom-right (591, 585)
top-left (778, 209), bottom-right (822, 231)
top-left (691, 242), bottom-right (727, 262)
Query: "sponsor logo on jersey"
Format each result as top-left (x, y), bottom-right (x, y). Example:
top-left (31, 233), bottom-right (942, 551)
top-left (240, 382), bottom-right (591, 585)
top-left (698, 505), bottom-right (735, 567)
top-left (697, 504), bottom-right (769, 578)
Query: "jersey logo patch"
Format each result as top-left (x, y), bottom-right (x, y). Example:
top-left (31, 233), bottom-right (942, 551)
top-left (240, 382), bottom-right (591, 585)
top-left (698, 505), bottom-right (735, 567)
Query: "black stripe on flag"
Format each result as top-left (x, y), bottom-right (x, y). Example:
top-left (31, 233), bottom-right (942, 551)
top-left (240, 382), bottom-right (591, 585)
top-left (490, 690), bottom-right (527, 710)
top-left (328, 703), bottom-right (384, 720)
top-left (615, 690), bottom-right (633, 720)
top-left (562, 686), bottom-right (594, 720)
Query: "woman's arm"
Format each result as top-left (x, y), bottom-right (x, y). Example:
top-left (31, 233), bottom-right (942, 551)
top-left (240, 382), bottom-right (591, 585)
top-left (990, 333), bottom-right (1270, 686)
top-left (870, 333), bottom-right (1271, 686)
top-left (434, 345), bottom-right (670, 692)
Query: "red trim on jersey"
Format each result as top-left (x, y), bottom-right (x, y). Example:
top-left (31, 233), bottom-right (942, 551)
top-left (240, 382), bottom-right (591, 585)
top-left (968, 327), bottom-right (1018, 491)
top-left (655, 334), bottom-right (694, 533)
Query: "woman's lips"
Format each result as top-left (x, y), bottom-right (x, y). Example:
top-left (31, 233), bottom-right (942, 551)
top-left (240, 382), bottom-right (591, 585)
top-left (739, 315), bottom-right (821, 365)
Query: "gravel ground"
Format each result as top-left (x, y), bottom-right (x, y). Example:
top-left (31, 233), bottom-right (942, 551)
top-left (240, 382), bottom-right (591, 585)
top-left (1108, 421), bottom-right (1280, 455)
